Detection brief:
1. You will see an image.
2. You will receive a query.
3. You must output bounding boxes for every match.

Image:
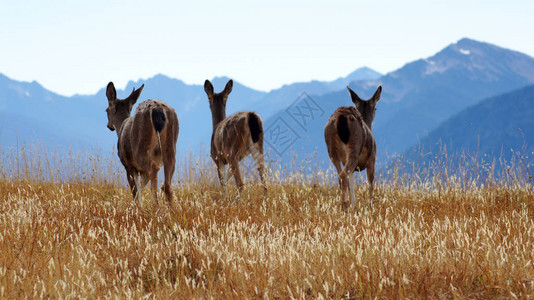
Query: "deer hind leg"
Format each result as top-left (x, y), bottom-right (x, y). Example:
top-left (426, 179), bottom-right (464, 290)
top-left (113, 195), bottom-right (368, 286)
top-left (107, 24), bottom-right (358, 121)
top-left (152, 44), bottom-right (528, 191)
top-left (338, 171), bottom-right (356, 211)
top-left (149, 167), bottom-right (159, 204)
top-left (135, 173), bottom-right (144, 203)
top-left (340, 151), bottom-right (360, 210)
top-left (126, 169), bottom-right (139, 202)
top-left (230, 160), bottom-right (244, 195)
top-left (216, 161), bottom-right (229, 196)
top-left (162, 154), bottom-right (175, 203)
top-left (348, 173), bottom-right (356, 208)
top-left (366, 158), bottom-right (376, 208)
top-left (329, 156), bottom-right (342, 187)
top-left (250, 142), bottom-right (267, 197)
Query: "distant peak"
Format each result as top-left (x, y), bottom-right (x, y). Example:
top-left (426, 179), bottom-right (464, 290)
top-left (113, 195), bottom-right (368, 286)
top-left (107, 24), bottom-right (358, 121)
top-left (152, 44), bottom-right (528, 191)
top-left (457, 37), bottom-right (479, 44)
top-left (345, 67), bottom-right (382, 81)
top-left (452, 37), bottom-right (496, 51)
top-left (152, 73), bottom-right (171, 80)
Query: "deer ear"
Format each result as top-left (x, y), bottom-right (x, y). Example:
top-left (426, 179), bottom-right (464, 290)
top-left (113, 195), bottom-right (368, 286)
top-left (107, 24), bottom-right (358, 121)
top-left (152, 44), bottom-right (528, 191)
top-left (347, 86), bottom-right (363, 106)
top-left (223, 79), bottom-right (233, 96)
top-left (128, 84), bottom-right (144, 106)
top-left (106, 82), bottom-right (117, 104)
top-left (204, 80), bottom-right (214, 97)
top-left (371, 85), bottom-right (382, 103)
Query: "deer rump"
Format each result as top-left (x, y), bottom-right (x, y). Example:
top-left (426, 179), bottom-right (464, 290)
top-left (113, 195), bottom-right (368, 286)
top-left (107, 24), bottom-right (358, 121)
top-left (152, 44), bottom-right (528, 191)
top-left (211, 111), bottom-right (263, 164)
top-left (118, 100), bottom-right (172, 169)
top-left (333, 106), bottom-right (374, 170)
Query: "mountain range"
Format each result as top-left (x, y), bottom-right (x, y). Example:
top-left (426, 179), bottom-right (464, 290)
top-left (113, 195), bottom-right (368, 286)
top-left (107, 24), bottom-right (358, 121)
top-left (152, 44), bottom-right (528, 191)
top-left (1, 38), bottom-right (533, 175)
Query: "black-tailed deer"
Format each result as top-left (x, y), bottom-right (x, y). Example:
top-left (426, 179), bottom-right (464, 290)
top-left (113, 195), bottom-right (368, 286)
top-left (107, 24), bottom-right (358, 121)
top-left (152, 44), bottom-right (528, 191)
top-left (105, 82), bottom-right (179, 203)
top-left (204, 79), bottom-right (267, 197)
top-left (324, 85), bottom-right (382, 210)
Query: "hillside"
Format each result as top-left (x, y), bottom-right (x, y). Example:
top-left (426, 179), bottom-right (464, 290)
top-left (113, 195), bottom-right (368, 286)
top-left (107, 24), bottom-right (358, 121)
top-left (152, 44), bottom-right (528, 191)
top-left (405, 84), bottom-right (534, 162)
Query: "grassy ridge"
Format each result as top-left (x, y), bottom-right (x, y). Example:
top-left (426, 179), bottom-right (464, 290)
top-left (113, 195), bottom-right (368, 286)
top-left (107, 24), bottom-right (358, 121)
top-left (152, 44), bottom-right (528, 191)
top-left (0, 147), bottom-right (533, 298)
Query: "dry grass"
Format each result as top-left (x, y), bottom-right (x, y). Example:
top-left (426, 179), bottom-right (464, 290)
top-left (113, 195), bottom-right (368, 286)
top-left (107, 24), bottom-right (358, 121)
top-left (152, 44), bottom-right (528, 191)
top-left (0, 147), bottom-right (533, 298)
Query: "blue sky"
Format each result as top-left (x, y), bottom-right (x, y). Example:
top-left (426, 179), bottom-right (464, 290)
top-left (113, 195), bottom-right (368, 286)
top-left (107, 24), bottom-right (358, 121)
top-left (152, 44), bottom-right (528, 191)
top-left (1, 0), bottom-right (533, 96)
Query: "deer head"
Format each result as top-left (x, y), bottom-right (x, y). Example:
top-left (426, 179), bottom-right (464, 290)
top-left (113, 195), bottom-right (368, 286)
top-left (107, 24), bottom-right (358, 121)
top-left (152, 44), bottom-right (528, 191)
top-left (105, 82), bottom-right (144, 133)
top-left (204, 79), bottom-right (233, 128)
top-left (347, 85), bottom-right (382, 129)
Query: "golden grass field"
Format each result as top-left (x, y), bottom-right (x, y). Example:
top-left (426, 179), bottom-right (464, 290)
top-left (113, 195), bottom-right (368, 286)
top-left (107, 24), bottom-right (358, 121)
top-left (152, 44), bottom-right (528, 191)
top-left (0, 147), bottom-right (533, 298)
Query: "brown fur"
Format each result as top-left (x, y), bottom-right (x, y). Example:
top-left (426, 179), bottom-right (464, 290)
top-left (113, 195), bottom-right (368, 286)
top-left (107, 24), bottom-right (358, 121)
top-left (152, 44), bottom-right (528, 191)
top-left (106, 82), bottom-right (179, 203)
top-left (324, 85), bottom-right (382, 210)
top-left (204, 79), bottom-right (267, 197)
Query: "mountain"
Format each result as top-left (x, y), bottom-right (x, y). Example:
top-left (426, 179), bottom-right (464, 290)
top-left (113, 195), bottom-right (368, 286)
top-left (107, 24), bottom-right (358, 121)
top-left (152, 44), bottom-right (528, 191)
top-left (0, 74), bottom-right (100, 151)
top-left (404, 85), bottom-right (534, 163)
top-left (362, 38), bottom-right (534, 155)
top-left (328, 67), bottom-right (382, 90)
top-left (262, 38), bottom-right (534, 168)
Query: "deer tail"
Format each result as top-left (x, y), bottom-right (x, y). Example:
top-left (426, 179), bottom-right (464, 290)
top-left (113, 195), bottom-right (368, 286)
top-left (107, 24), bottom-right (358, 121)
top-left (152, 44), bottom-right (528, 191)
top-left (337, 115), bottom-right (350, 144)
top-left (152, 108), bottom-right (166, 150)
top-left (151, 108), bottom-right (166, 133)
top-left (248, 112), bottom-right (262, 143)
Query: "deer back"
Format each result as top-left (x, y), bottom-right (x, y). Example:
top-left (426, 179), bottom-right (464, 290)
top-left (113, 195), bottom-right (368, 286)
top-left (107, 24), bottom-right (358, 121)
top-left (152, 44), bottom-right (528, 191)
top-left (211, 111), bottom-right (261, 164)
top-left (118, 100), bottom-right (179, 171)
top-left (325, 106), bottom-right (375, 168)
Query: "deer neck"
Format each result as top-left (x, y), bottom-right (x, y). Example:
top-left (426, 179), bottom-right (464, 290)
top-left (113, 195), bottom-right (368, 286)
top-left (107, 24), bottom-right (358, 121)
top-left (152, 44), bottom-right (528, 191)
top-left (211, 107), bottom-right (226, 130)
top-left (363, 117), bottom-right (373, 130)
top-left (113, 114), bottom-right (131, 137)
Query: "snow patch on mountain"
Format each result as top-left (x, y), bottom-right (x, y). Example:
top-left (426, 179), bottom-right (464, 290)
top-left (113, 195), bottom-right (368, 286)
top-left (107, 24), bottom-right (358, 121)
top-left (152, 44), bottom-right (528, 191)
top-left (459, 48), bottom-right (471, 55)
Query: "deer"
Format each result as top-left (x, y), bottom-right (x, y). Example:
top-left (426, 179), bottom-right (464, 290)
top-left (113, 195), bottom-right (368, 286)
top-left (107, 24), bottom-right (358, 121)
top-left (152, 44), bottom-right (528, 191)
top-left (105, 82), bottom-right (179, 204)
top-left (203, 79), bottom-right (267, 198)
top-left (324, 85), bottom-right (382, 210)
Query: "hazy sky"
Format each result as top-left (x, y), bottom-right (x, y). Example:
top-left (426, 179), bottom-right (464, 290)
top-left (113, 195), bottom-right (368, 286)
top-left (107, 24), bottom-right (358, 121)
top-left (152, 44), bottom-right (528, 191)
top-left (1, 0), bottom-right (533, 96)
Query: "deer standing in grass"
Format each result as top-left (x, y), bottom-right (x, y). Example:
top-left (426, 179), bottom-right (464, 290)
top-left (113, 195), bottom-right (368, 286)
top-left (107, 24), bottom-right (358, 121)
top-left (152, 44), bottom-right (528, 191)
top-left (204, 79), bottom-right (267, 197)
top-left (105, 82), bottom-right (179, 203)
top-left (324, 85), bottom-right (382, 210)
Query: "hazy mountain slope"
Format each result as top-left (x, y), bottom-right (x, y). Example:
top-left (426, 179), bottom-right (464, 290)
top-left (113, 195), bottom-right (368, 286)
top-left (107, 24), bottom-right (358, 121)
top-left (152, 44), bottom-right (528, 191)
top-left (328, 67), bottom-right (382, 90)
top-left (254, 67), bottom-right (382, 120)
top-left (404, 85), bottom-right (534, 161)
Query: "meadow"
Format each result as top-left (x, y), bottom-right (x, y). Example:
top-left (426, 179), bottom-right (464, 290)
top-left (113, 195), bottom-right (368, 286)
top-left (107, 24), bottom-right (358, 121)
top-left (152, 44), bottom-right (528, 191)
top-left (0, 145), bottom-right (533, 298)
